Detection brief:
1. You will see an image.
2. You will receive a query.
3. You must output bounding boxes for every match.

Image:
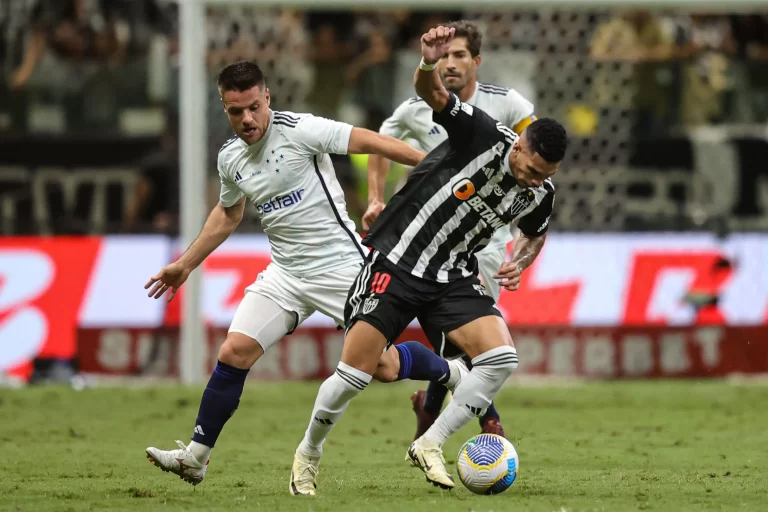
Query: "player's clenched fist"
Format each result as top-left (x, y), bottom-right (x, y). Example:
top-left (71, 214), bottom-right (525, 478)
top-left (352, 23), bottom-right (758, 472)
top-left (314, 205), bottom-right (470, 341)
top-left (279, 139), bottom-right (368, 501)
top-left (362, 199), bottom-right (385, 231)
top-left (145, 261), bottom-right (192, 302)
top-left (421, 26), bottom-right (455, 65)
top-left (494, 261), bottom-right (522, 291)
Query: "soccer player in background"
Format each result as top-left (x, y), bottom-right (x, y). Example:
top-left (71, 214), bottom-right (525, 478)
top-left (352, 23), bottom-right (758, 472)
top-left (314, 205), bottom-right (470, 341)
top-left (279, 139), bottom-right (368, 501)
top-left (290, 26), bottom-right (565, 494)
top-left (143, 61), bottom-right (468, 486)
top-left (364, 19), bottom-right (538, 441)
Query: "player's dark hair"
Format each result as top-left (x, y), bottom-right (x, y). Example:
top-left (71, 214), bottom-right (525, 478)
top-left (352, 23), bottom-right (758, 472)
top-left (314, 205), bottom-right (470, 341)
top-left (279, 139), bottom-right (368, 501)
top-left (526, 118), bottom-right (568, 163)
top-left (217, 61), bottom-right (266, 92)
top-left (444, 20), bottom-right (482, 57)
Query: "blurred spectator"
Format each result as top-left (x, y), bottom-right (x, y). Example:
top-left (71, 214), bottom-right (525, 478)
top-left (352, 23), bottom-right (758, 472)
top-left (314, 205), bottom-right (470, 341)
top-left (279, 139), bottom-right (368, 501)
top-left (345, 30), bottom-right (393, 113)
top-left (306, 23), bottom-right (348, 119)
top-left (590, 10), bottom-right (674, 136)
top-left (667, 13), bottom-right (736, 126)
top-left (123, 111), bottom-right (179, 233)
top-left (730, 15), bottom-right (768, 122)
top-left (9, 0), bottom-right (125, 92)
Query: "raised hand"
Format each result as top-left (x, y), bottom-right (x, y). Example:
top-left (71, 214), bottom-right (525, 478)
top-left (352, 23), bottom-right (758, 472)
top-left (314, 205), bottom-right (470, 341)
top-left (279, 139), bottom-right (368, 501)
top-left (421, 26), bottom-right (455, 65)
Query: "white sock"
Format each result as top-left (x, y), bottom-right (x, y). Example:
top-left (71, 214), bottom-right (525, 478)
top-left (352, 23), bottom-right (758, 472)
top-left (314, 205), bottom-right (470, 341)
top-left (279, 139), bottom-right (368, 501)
top-left (423, 346), bottom-right (518, 446)
top-left (444, 358), bottom-right (466, 392)
top-left (188, 441), bottom-right (212, 464)
top-left (298, 362), bottom-right (372, 456)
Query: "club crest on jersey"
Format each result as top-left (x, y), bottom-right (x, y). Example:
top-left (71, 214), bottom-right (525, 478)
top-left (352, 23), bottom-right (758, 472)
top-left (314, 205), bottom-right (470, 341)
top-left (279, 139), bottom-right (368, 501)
top-left (510, 189), bottom-right (535, 217)
top-left (363, 296), bottom-right (379, 314)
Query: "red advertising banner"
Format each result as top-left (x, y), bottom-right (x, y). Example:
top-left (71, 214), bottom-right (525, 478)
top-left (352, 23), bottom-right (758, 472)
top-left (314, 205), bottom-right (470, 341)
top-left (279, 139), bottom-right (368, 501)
top-left (77, 325), bottom-right (768, 379)
top-left (0, 237), bottom-right (102, 379)
top-left (2, 234), bottom-right (767, 379)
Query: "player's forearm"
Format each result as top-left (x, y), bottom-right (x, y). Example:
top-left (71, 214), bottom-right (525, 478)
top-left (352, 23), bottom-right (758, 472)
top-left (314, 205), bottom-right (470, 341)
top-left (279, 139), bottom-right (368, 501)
top-left (178, 201), bottom-right (244, 270)
top-left (348, 128), bottom-right (425, 167)
top-left (367, 154), bottom-right (390, 203)
top-left (414, 66), bottom-right (449, 113)
top-left (510, 232), bottom-right (547, 272)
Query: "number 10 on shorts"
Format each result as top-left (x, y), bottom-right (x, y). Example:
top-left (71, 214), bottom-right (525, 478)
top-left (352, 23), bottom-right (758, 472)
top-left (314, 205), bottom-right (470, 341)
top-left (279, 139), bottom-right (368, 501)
top-left (370, 272), bottom-right (391, 294)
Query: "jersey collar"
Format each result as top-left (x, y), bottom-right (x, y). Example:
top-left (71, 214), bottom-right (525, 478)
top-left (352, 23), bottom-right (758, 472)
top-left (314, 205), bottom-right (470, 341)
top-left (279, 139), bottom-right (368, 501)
top-left (465, 82), bottom-right (479, 105)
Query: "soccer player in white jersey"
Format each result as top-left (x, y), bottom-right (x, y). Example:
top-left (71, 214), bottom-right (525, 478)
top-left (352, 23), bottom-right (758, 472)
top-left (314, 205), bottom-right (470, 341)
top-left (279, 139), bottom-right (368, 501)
top-left (364, 20), bottom-right (537, 441)
top-left (143, 61), bottom-right (468, 487)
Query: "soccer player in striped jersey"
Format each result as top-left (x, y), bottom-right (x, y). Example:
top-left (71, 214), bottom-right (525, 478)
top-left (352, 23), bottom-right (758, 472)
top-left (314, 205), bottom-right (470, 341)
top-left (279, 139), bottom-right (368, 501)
top-left (142, 61), bottom-right (468, 487)
top-left (290, 26), bottom-right (566, 493)
top-left (364, 19), bottom-right (537, 442)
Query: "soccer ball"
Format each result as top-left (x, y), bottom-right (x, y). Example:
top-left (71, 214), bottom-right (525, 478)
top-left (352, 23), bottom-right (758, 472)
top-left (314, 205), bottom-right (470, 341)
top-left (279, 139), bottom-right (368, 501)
top-left (456, 433), bottom-right (519, 495)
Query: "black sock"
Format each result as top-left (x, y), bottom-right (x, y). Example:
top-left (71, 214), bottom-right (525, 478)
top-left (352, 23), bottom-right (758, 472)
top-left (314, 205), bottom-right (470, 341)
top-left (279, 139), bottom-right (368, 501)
top-left (423, 380), bottom-right (449, 415)
top-left (191, 361), bottom-right (249, 448)
top-left (395, 342), bottom-right (450, 381)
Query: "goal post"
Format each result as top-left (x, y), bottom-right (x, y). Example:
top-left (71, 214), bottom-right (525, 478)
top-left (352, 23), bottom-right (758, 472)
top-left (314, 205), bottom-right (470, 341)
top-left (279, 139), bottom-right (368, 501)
top-left (178, 0), bottom-right (768, 384)
top-left (179, 0), bottom-right (208, 385)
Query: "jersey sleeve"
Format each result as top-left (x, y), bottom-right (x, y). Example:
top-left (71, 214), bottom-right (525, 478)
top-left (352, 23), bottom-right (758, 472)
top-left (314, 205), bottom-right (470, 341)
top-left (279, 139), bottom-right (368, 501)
top-left (517, 186), bottom-right (555, 237)
top-left (217, 152), bottom-right (244, 208)
top-left (292, 115), bottom-right (354, 155)
top-left (379, 101), bottom-right (412, 140)
top-left (432, 92), bottom-right (497, 148)
top-left (505, 89), bottom-right (536, 134)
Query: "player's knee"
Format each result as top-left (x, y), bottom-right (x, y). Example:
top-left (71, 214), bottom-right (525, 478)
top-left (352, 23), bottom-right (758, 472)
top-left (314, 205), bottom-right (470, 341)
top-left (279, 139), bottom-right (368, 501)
top-left (218, 332), bottom-right (264, 369)
top-left (340, 320), bottom-right (389, 375)
top-left (475, 345), bottom-right (518, 380)
top-left (372, 348), bottom-right (400, 383)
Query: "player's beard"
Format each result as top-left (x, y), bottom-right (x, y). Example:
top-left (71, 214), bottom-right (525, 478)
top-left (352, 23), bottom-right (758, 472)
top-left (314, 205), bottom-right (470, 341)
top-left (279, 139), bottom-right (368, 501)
top-left (445, 84), bottom-right (464, 95)
top-left (442, 73), bottom-right (470, 96)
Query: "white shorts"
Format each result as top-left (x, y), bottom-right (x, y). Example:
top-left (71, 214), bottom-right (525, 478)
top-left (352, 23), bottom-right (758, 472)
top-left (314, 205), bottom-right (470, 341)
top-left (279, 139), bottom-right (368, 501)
top-left (228, 261), bottom-right (362, 351)
top-left (476, 244), bottom-right (506, 302)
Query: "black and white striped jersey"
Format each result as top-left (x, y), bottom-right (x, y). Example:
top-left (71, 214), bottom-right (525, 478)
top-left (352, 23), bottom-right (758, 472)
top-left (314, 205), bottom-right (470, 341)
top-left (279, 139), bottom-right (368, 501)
top-left (363, 93), bottom-right (555, 283)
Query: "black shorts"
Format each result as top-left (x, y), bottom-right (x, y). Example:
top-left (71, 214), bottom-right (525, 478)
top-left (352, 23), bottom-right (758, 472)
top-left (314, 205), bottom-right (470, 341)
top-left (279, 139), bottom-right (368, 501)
top-left (344, 250), bottom-right (502, 347)
top-left (423, 326), bottom-right (465, 359)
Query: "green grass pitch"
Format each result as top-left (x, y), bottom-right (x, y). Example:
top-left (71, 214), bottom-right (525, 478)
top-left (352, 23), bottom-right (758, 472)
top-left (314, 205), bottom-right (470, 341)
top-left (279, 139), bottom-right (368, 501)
top-left (1, 380), bottom-right (767, 511)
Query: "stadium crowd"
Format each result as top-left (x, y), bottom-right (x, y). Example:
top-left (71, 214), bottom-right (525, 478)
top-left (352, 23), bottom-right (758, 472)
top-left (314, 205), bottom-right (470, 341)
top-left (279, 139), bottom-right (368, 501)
top-left (1, 0), bottom-right (767, 234)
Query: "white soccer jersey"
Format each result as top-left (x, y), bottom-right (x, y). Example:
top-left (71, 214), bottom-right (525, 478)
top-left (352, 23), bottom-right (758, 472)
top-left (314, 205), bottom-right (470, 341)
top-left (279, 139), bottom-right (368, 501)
top-left (218, 111), bottom-right (365, 276)
top-left (380, 82), bottom-right (535, 250)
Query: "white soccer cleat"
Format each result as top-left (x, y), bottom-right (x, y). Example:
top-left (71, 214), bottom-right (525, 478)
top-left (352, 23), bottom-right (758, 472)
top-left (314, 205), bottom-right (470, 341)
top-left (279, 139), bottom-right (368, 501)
top-left (406, 438), bottom-right (455, 489)
top-left (289, 448), bottom-right (320, 496)
top-left (444, 358), bottom-right (469, 393)
top-left (146, 440), bottom-right (208, 486)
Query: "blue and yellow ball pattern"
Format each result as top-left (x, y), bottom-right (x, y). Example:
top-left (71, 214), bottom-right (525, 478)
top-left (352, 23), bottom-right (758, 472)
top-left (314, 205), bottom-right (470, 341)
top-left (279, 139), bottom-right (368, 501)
top-left (456, 433), bottom-right (519, 495)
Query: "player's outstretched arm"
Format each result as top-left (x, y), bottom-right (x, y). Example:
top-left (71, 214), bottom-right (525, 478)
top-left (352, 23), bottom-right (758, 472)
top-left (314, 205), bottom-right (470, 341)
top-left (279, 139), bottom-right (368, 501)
top-left (177, 199), bottom-right (245, 269)
top-left (414, 26), bottom-right (455, 113)
top-left (347, 127), bottom-right (425, 168)
top-left (144, 198), bottom-right (245, 301)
